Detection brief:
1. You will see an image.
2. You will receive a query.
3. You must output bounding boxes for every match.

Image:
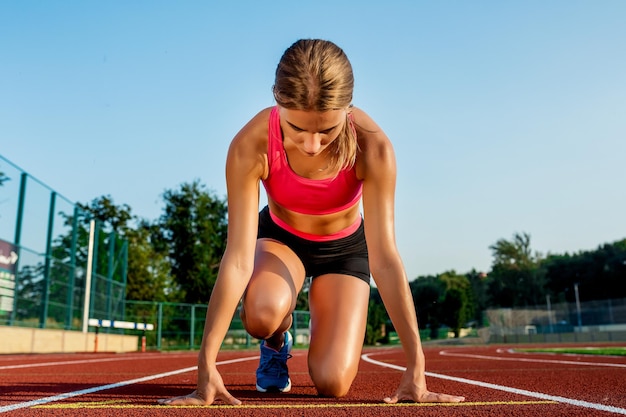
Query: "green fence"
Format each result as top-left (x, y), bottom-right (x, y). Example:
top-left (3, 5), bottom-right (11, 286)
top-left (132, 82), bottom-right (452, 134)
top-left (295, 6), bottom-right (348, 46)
top-left (1, 155), bottom-right (310, 351)
top-left (0, 154), bottom-right (127, 330)
top-left (119, 301), bottom-right (310, 351)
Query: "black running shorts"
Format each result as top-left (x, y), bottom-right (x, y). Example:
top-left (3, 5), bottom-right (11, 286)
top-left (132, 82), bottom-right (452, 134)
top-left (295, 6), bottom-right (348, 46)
top-left (257, 206), bottom-right (371, 284)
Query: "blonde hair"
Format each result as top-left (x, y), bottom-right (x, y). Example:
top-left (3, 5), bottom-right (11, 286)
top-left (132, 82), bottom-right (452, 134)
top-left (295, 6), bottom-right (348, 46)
top-left (273, 39), bottom-right (358, 172)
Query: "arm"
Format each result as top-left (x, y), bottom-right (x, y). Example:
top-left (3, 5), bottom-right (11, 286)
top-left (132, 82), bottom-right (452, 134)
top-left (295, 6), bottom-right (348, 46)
top-left (355, 108), bottom-right (464, 403)
top-left (162, 110), bottom-right (270, 406)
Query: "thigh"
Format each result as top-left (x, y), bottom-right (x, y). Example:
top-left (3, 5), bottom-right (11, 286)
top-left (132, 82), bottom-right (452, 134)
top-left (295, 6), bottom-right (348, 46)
top-left (241, 239), bottom-right (306, 328)
top-left (307, 274), bottom-right (370, 393)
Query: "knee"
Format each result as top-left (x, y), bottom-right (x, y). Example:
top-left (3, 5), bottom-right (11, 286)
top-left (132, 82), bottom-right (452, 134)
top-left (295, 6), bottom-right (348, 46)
top-left (241, 298), bottom-right (290, 340)
top-left (309, 365), bottom-right (355, 398)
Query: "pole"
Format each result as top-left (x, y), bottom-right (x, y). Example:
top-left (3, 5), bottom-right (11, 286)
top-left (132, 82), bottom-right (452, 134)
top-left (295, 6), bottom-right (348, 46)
top-left (546, 294), bottom-right (554, 334)
top-left (82, 220), bottom-right (96, 333)
top-left (40, 191), bottom-right (56, 328)
top-left (574, 283), bottom-right (583, 332)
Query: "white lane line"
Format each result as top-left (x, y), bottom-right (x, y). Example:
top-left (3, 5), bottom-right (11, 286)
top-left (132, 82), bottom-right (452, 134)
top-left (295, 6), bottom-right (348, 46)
top-left (439, 350), bottom-right (626, 368)
top-left (0, 356), bottom-right (258, 413)
top-left (361, 353), bottom-right (626, 415)
top-left (1, 357), bottom-right (149, 371)
top-left (507, 347), bottom-right (626, 359)
top-left (0, 353), bottom-right (195, 370)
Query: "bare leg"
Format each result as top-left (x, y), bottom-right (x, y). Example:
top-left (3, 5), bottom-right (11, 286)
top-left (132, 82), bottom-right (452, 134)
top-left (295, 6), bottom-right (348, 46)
top-left (308, 274), bottom-right (370, 397)
top-left (240, 238), bottom-right (306, 348)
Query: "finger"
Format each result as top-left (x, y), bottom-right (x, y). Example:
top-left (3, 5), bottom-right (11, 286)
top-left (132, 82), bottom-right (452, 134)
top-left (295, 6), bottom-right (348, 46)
top-left (383, 394), bottom-right (398, 404)
top-left (159, 396), bottom-right (206, 406)
top-left (423, 392), bottom-right (465, 403)
top-left (221, 394), bottom-right (242, 406)
top-left (216, 389), bottom-right (242, 406)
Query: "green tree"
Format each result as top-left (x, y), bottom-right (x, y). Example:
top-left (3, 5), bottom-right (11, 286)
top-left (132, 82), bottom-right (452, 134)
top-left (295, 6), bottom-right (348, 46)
top-left (541, 238), bottom-right (626, 303)
top-left (410, 275), bottom-right (445, 339)
top-left (366, 287), bottom-right (390, 344)
top-left (77, 196), bottom-right (174, 302)
top-left (487, 232), bottom-right (546, 307)
top-left (465, 269), bottom-right (488, 326)
top-left (439, 271), bottom-right (473, 338)
top-left (52, 196), bottom-right (171, 306)
top-left (125, 221), bottom-right (172, 302)
top-left (157, 180), bottom-right (228, 304)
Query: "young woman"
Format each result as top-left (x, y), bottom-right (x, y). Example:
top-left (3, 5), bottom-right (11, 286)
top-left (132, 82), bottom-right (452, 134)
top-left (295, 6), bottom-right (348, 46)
top-left (161, 39), bottom-right (465, 405)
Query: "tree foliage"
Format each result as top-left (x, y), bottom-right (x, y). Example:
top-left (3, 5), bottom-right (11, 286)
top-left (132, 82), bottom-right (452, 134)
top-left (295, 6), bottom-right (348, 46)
top-left (410, 276), bottom-right (445, 339)
top-left (439, 271), bottom-right (474, 337)
top-left (78, 196), bottom-right (174, 302)
top-left (410, 272), bottom-right (474, 339)
top-left (486, 232), bottom-right (546, 307)
top-left (364, 288), bottom-right (390, 345)
top-left (541, 239), bottom-right (626, 302)
top-left (124, 221), bottom-right (172, 302)
top-left (156, 180), bottom-right (227, 304)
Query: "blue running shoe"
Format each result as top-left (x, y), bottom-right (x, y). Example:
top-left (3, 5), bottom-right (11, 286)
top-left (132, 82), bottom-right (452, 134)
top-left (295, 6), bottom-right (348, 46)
top-left (256, 331), bottom-right (293, 392)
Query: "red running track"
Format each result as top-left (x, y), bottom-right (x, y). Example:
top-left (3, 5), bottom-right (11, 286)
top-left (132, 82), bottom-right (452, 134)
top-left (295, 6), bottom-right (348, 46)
top-left (1, 343), bottom-right (625, 416)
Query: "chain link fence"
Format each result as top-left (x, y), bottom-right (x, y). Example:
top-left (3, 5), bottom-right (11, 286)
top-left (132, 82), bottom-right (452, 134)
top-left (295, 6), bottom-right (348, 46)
top-left (116, 301), bottom-right (310, 351)
top-left (486, 297), bottom-right (626, 343)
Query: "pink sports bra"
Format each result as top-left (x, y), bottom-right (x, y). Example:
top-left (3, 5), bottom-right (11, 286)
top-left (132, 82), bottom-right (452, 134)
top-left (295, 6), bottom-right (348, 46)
top-left (262, 106), bottom-right (363, 216)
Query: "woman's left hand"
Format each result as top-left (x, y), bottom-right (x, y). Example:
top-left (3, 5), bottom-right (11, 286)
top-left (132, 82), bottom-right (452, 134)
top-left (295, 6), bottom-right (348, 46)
top-left (383, 371), bottom-right (465, 404)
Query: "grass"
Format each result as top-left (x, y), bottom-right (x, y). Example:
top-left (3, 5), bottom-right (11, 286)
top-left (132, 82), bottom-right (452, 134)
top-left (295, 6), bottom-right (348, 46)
top-left (517, 347), bottom-right (626, 356)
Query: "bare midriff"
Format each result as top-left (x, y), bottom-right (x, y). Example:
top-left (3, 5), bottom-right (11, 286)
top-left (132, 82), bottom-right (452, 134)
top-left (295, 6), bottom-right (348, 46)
top-left (267, 198), bottom-right (361, 240)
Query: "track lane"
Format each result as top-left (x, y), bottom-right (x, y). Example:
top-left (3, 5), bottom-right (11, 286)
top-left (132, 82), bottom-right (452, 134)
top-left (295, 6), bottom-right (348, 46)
top-left (1, 345), bottom-right (625, 416)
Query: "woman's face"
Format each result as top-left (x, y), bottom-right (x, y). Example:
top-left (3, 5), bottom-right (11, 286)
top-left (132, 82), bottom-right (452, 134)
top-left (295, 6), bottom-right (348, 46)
top-left (279, 107), bottom-right (346, 157)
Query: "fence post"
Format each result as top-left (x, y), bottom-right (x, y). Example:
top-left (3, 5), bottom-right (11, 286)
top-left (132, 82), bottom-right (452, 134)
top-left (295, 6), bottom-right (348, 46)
top-left (157, 302), bottom-right (163, 350)
top-left (574, 283), bottom-right (583, 332)
top-left (190, 305), bottom-right (195, 350)
top-left (65, 206), bottom-right (79, 329)
top-left (40, 191), bottom-right (56, 328)
top-left (9, 173), bottom-right (27, 325)
top-left (81, 220), bottom-right (96, 334)
top-left (106, 230), bottom-right (115, 322)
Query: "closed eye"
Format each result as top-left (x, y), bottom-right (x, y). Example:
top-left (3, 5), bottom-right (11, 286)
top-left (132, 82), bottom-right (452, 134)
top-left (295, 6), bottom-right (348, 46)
top-left (287, 122), bottom-right (305, 132)
top-left (287, 121), bottom-right (339, 134)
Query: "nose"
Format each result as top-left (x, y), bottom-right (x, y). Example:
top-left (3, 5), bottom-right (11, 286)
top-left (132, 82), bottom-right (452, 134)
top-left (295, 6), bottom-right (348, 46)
top-left (303, 133), bottom-right (322, 154)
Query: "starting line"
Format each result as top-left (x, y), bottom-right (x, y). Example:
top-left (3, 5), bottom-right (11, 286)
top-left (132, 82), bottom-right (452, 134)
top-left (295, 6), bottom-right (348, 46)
top-left (33, 399), bottom-right (556, 409)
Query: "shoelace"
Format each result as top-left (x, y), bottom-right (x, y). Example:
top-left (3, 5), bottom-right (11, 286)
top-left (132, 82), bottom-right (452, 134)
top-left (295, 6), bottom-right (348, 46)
top-left (259, 350), bottom-right (292, 377)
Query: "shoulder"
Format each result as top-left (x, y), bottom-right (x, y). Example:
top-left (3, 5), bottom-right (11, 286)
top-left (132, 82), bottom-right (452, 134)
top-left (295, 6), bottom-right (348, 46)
top-left (351, 107), bottom-right (396, 179)
top-left (230, 107), bottom-right (273, 149)
top-left (227, 107), bottom-right (274, 180)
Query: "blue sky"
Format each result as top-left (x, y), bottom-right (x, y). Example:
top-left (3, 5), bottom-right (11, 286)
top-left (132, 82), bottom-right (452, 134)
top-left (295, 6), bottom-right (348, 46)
top-left (2, 1), bottom-right (625, 279)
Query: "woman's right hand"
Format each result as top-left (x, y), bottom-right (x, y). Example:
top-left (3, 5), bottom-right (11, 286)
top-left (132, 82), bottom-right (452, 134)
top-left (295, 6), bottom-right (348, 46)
top-left (158, 364), bottom-right (242, 406)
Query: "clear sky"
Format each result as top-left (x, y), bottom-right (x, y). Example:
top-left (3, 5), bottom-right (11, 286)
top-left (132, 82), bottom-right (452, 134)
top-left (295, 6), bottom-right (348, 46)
top-left (2, 1), bottom-right (625, 280)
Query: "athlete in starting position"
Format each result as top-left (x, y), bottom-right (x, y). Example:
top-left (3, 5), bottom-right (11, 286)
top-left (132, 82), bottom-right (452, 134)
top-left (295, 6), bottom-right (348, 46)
top-left (161, 38), bottom-right (465, 405)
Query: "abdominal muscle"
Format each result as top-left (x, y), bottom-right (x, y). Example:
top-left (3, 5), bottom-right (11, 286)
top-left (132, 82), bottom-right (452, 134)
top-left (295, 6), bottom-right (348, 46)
top-left (267, 198), bottom-right (361, 237)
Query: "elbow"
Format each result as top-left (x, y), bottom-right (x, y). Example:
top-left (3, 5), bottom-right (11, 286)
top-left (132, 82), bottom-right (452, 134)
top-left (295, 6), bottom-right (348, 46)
top-left (369, 252), bottom-right (404, 279)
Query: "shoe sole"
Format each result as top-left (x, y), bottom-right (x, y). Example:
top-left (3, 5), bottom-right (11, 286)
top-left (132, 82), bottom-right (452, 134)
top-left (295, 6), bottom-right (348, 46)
top-left (256, 379), bottom-right (291, 393)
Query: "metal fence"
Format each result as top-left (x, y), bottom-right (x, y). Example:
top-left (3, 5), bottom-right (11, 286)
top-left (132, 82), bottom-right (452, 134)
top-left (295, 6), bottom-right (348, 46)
top-left (486, 297), bottom-right (626, 343)
top-left (1, 155), bottom-right (127, 330)
top-left (120, 301), bottom-right (310, 351)
top-left (1, 155), bottom-right (309, 351)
